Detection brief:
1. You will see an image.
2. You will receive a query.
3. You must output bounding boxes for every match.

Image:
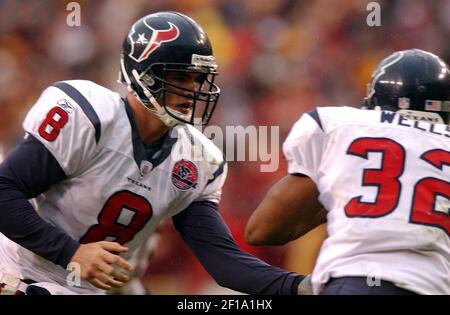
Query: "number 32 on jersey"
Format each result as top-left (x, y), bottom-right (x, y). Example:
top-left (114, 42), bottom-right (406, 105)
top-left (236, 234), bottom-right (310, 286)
top-left (344, 137), bottom-right (449, 236)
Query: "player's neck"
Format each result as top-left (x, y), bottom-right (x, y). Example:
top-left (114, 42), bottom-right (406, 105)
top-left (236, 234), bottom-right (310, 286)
top-left (127, 94), bottom-right (169, 145)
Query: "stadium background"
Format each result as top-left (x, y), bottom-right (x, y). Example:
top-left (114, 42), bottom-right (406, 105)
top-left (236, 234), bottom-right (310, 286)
top-left (0, 0), bottom-right (448, 294)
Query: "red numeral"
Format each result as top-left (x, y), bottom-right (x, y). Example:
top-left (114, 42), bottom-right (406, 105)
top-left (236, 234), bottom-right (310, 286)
top-left (411, 150), bottom-right (450, 235)
top-left (38, 107), bottom-right (69, 141)
top-left (345, 138), bottom-right (405, 217)
top-left (345, 138), bottom-right (449, 236)
top-left (80, 191), bottom-right (153, 244)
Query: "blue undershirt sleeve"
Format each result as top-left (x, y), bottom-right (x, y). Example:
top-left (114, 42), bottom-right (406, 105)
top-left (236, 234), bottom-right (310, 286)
top-left (173, 201), bottom-right (303, 295)
top-left (0, 135), bottom-right (80, 268)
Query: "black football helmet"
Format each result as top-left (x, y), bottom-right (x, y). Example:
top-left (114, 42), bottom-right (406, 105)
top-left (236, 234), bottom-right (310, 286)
top-left (364, 49), bottom-right (450, 124)
top-left (119, 11), bottom-right (220, 127)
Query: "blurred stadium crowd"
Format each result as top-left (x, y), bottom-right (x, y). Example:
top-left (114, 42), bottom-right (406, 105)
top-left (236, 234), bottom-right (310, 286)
top-left (0, 0), bottom-right (449, 294)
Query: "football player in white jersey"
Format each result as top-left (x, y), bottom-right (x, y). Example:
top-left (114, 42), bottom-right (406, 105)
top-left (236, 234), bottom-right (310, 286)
top-left (246, 49), bottom-right (450, 295)
top-left (0, 12), bottom-right (310, 295)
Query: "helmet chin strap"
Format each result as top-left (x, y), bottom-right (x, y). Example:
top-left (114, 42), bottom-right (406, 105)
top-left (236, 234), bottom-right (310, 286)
top-left (131, 69), bottom-right (182, 128)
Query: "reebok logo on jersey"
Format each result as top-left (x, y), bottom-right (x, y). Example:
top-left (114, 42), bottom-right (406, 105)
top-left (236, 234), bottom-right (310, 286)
top-left (57, 99), bottom-right (74, 114)
top-left (171, 160), bottom-right (198, 190)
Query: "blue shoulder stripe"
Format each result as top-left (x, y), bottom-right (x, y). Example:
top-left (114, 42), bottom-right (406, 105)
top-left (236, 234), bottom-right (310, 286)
top-left (306, 108), bottom-right (324, 131)
top-left (206, 160), bottom-right (226, 187)
top-left (52, 82), bottom-right (101, 143)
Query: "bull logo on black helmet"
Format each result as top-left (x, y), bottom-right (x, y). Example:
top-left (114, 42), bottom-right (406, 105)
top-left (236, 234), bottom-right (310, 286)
top-left (128, 21), bottom-right (180, 63)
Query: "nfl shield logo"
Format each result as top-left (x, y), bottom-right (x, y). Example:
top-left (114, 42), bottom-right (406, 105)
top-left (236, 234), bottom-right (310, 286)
top-left (398, 97), bottom-right (410, 109)
top-left (140, 161), bottom-right (153, 177)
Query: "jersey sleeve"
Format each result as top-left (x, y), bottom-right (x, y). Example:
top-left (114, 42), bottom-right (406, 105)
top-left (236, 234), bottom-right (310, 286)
top-left (195, 160), bottom-right (228, 204)
top-left (184, 125), bottom-right (228, 204)
top-left (22, 83), bottom-right (99, 176)
top-left (282, 109), bottom-right (325, 182)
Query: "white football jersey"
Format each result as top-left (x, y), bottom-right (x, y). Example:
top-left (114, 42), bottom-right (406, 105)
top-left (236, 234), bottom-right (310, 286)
top-left (283, 106), bottom-right (450, 295)
top-left (0, 80), bottom-right (227, 294)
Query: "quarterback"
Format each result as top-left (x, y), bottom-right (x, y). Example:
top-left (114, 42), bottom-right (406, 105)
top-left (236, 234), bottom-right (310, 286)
top-left (0, 12), bottom-right (309, 295)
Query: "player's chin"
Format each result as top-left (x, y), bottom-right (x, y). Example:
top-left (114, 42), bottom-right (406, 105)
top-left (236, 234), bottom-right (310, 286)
top-left (168, 104), bottom-right (192, 116)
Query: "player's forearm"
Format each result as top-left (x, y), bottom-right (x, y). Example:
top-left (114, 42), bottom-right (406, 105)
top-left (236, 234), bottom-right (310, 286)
top-left (0, 136), bottom-right (80, 268)
top-left (184, 235), bottom-right (303, 294)
top-left (173, 201), bottom-right (304, 295)
top-left (292, 208), bottom-right (327, 239)
top-left (246, 175), bottom-right (323, 246)
top-left (0, 182), bottom-right (80, 267)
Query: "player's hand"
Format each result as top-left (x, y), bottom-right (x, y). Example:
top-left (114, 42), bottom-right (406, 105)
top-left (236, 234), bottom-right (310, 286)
top-left (70, 241), bottom-right (134, 291)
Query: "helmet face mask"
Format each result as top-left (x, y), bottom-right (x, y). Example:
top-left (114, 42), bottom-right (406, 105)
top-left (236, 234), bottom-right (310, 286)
top-left (119, 12), bottom-right (220, 127)
top-left (151, 63), bottom-right (219, 125)
top-left (364, 49), bottom-right (450, 125)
